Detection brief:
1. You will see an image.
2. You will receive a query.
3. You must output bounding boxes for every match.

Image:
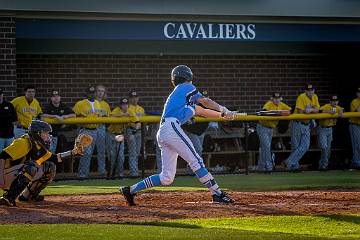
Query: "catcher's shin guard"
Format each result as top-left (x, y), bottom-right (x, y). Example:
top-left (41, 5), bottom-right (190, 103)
top-left (20, 161), bottom-right (56, 201)
top-left (3, 174), bottom-right (30, 206)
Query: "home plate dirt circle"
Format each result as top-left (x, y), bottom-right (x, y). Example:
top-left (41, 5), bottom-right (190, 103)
top-left (0, 190), bottom-right (359, 224)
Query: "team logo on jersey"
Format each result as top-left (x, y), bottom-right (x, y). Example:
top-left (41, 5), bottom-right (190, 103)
top-left (22, 107), bottom-right (36, 113)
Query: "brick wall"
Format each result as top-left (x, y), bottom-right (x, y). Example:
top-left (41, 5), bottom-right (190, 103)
top-left (0, 17), bottom-right (16, 99)
top-left (16, 54), bottom-right (337, 112)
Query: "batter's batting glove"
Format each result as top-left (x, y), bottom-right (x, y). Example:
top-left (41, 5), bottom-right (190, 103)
top-left (222, 110), bottom-right (237, 120)
top-left (219, 106), bottom-right (229, 114)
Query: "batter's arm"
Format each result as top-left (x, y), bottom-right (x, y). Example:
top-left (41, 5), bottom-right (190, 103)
top-left (197, 97), bottom-right (227, 113)
top-left (195, 105), bottom-right (221, 118)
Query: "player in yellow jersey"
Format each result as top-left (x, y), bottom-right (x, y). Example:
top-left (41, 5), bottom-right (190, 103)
top-left (94, 85), bottom-right (111, 177)
top-left (108, 98), bottom-right (129, 177)
top-left (317, 95), bottom-right (344, 170)
top-left (256, 93), bottom-right (291, 172)
top-left (285, 84), bottom-right (320, 171)
top-left (72, 86), bottom-right (102, 178)
top-left (349, 87), bottom-right (360, 169)
top-left (126, 91), bottom-right (145, 177)
top-left (11, 85), bottom-right (42, 138)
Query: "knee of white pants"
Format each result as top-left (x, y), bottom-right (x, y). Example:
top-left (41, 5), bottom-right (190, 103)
top-left (187, 161), bottom-right (203, 172)
top-left (159, 172), bottom-right (175, 185)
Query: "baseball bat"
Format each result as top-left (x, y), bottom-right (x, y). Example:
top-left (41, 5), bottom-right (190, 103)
top-left (237, 110), bottom-right (291, 116)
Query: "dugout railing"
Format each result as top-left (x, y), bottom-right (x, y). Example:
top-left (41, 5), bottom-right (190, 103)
top-left (43, 112), bottom-right (360, 179)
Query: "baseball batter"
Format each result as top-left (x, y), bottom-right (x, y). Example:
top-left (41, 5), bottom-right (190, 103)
top-left (120, 65), bottom-right (236, 206)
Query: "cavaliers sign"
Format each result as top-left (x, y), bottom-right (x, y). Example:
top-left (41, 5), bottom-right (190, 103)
top-left (17, 19), bottom-right (360, 42)
top-left (163, 23), bottom-right (256, 40)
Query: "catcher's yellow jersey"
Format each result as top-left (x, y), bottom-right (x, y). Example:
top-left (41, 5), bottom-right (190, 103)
top-left (294, 92), bottom-right (320, 124)
top-left (349, 98), bottom-right (360, 125)
top-left (3, 135), bottom-right (52, 168)
top-left (98, 100), bottom-right (111, 117)
top-left (108, 107), bottom-right (129, 134)
top-left (259, 101), bottom-right (291, 128)
top-left (319, 104), bottom-right (343, 127)
top-left (72, 99), bottom-right (102, 129)
top-left (128, 104), bottom-right (145, 128)
top-left (11, 96), bottom-right (43, 128)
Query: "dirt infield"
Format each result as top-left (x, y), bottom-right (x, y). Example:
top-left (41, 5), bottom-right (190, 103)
top-left (1, 190), bottom-right (359, 224)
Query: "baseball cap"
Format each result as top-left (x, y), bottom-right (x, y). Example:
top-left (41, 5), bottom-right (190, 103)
top-left (305, 84), bottom-right (314, 90)
top-left (88, 86), bottom-right (95, 93)
top-left (120, 98), bottom-right (128, 105)
top-left (51, 90), bottom-right (60, 96)
top-left (129, 90), bottom-right (138, 97)
top-left (272, 92), bottom-right (282, 99)
top-left (330, 95), bottom-right (339, 101)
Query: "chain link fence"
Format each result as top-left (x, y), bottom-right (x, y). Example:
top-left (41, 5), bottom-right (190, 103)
top-left (42, 113), bottom-right (360, 179)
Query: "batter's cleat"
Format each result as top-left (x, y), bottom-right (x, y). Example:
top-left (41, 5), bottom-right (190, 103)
top-left (120, 186), bottom-right (136, 206)
top-left (18, 195), bottom-right (45, 202)
top-left (0, 196), bottom-right (16, 207)
top-left (212, 192), bottom-right (234, 204)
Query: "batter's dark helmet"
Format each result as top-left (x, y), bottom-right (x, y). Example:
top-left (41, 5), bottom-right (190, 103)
top-left (171, 65), bottom-right (193, 86)
top-left (29, 120), bottom-right (52, 133)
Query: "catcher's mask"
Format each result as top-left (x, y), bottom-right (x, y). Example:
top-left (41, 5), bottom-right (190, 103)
top-left (28, 120), bottom-right (52, 149)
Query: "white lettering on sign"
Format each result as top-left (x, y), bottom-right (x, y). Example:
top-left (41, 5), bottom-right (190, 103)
top-left (163, 23), bottom-right (256, 40)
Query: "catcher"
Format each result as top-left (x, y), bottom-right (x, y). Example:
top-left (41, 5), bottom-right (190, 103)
top-left (0, 120), bottom-right (92, 206)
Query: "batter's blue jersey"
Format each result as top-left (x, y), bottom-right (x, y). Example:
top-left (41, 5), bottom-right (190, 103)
top-left (162, 83), bottom-right (203, 124)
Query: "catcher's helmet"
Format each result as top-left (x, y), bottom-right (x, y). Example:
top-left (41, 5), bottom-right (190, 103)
top-left (28, 120), bottom-right (52, 148)
top-left (29, 120), bottom-right (52, 133)
top-left (171, 65), bottom-right (193, 86)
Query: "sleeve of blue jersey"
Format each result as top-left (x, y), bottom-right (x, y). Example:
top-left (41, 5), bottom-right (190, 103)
top-left (190, 84), bottom-right (204, 104)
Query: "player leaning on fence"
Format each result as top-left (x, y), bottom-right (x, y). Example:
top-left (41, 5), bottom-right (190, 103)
top-left (108, 98), bottom-right (129, 178)
top-left (11, 85), bottom-right (43, 139)
top-left (94, 85), bottom-right (111, 177)
top-left (285, 84), bottom-right (320, 171)
top-left (72, 86), bottom-right (103, 178)
top-left (41, 90), bottom-right (76, 153)
top-left (349, 87), bottom-right (360, 169)
top-left (125, 91), bottom-right (145, 177)
top-left (256, 93), bottom-right (291, 172)
top-left (317, 95), bottom-right (343, 170)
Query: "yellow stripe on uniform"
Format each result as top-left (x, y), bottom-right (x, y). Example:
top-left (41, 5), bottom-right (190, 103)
top-left (35, 151), bottom-right (53, 165)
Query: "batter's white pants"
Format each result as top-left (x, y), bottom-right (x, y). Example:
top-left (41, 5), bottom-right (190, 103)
top-left (157, 118), bottom-right (205, 185)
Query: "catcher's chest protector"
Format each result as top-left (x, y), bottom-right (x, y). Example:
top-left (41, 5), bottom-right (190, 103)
top-left (22, 135), bottom-right (52, 165)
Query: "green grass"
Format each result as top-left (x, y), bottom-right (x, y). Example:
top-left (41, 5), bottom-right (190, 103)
top-left (1, 170), bottom-right (358, 195)
top-left (0, 215), bottom-right (359, 240)
top-left (1, 171), bottom-right (359, 239)
top-left (42, 170), bottom-right (360, 195)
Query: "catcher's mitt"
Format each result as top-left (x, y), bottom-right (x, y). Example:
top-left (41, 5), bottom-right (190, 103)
top-left (72, 134), bottom-right (93, 156)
